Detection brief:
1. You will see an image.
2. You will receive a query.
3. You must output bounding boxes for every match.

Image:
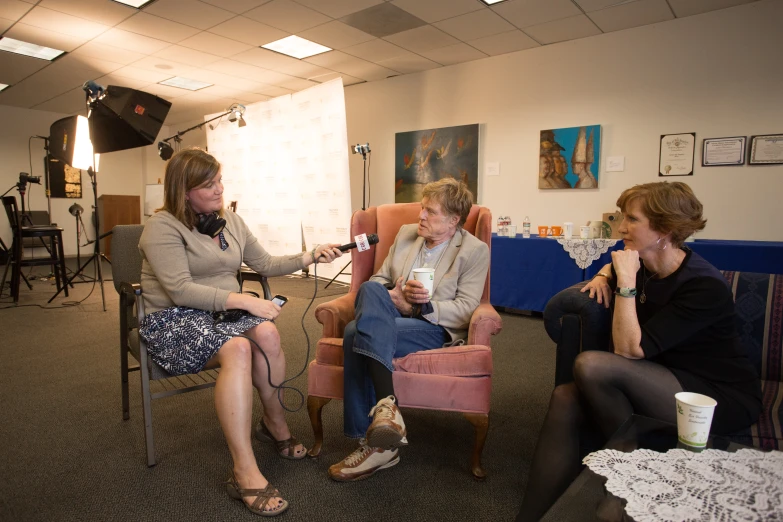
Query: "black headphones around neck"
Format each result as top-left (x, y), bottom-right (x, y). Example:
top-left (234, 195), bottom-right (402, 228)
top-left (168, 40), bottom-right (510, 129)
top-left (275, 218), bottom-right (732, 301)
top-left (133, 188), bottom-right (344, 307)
top-left (196, 212), bottom-right (226, 238)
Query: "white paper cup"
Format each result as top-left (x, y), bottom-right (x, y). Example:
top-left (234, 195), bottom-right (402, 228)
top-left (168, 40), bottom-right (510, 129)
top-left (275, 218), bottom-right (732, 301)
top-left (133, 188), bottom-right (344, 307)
top-left (563, 222), bottom-right (573, 239)
top-left (580, 225), bottom-right (591, 239)
top-left (675, 392), bottom-right (717, 448)
top-left (411, 268), bottom-right (435, 298)
top-left (507, 225), bottom-right (517, 238)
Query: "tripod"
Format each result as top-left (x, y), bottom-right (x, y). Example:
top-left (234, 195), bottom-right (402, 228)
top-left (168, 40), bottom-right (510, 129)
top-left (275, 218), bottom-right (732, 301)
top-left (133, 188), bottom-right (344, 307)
top-left (325, 144), bottom-right (370, 288)
top-left (48, 166), bottom-right (110, 310)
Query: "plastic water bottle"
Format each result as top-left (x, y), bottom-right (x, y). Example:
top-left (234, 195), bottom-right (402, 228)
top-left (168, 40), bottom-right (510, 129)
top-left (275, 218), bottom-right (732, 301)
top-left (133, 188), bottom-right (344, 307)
top-left (522, 216), bottom-right (531, 238)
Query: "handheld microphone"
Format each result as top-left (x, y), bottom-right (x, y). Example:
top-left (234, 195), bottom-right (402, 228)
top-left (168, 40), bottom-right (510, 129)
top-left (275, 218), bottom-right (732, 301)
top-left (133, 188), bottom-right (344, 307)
top-left (338, 233), bottom-right (379, 252)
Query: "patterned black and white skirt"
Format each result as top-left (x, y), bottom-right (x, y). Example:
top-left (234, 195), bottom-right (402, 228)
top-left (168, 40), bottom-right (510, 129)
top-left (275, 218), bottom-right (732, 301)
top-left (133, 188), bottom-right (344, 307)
top-left (139, 306), bottom-right (268, 376)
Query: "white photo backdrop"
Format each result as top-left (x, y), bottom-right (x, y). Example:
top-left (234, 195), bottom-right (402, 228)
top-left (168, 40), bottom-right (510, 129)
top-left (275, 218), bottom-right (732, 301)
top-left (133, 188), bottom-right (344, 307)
top-left (205, 79), bottom-right (352, 283)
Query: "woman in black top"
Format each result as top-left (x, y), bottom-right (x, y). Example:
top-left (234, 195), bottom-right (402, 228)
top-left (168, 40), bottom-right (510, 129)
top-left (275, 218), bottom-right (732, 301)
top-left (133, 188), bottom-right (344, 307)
top-left (517, 182), bottom-right (761, 522)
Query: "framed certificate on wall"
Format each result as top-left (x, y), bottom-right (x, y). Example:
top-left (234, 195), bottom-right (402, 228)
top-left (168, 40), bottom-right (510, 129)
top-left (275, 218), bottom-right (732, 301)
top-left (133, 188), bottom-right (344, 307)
top-left (659, 133), bottom-right (695, 176)
top-left (702, 136), bottom-right (746, 166)
top-left (748, 134), bottom-right (783, 165)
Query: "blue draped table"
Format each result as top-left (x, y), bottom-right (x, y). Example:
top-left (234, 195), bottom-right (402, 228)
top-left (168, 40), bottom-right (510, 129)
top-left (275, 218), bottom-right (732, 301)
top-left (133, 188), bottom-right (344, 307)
top-left (688, 239), bottom-right (783, 274)
top-left (490, 234), bottom-right (623, 313)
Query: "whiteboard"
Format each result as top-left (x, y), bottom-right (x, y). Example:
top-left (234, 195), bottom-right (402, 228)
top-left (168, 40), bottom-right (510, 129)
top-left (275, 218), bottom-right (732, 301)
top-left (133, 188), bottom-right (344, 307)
top-left (145, 184), bottom-right (164, 216)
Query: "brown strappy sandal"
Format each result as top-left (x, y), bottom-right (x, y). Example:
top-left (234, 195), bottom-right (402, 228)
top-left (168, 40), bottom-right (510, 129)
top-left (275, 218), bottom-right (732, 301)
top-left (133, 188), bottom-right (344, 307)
top-left (255, 419), bottom-right (308, 460)
top-left (226, 473), bottom-right (289, 517)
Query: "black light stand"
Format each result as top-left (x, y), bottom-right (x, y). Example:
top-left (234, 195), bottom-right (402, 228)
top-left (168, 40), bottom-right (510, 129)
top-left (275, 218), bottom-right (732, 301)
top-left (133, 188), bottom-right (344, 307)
top-left (48, 166), bottom-right (109, 309)
top-left (324, 143), bottom-right (371, 289)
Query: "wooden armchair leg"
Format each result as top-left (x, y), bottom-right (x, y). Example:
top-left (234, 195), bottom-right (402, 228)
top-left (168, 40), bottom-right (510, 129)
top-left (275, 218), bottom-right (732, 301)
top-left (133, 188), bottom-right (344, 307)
top-left (463, 412), bottom-right (489, 481)
top-left (307, 396), bottom-right (331, 458)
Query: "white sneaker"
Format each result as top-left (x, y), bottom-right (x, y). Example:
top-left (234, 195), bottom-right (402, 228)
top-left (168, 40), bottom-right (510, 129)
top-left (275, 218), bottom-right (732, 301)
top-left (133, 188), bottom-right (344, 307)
top-left (366, 395), bottom-right (408, 449)
top-left (328, 440), bottom-right (400, 482)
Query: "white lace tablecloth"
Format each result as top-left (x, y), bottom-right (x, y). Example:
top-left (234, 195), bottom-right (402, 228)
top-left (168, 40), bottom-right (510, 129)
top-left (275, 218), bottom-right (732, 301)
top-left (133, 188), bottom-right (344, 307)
top-left (556, 238), bottom-right (619, 269)
top-left (583, 448), bottom-right (783, 521)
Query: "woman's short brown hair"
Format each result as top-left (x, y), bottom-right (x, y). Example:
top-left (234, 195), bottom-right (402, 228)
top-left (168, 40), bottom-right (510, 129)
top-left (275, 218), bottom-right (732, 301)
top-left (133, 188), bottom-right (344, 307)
top-left (421, 177), bottom-right (474, 227)
top-left (160, 148), bottom-right (222, 228)
top-left (616, 181), bottom-right (707, 247)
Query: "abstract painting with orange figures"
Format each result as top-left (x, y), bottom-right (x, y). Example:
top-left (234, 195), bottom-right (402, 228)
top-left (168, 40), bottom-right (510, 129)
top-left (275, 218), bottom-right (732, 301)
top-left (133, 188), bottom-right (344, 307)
top-left (395, 124), bottom-right (479, 203)
top-left (539, 125), bottom-right (601, 189)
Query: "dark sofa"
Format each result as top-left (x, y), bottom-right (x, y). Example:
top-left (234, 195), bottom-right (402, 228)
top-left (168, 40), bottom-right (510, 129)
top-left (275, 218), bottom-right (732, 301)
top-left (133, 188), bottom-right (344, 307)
top-left (543, 271), bottom-right (782, 450)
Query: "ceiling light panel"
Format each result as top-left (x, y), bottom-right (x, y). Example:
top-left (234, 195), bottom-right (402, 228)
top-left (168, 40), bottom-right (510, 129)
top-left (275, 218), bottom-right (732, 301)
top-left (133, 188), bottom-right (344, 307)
top-left (0, 83), bottom-right (8, 92)
top-left (159, 76), bottom-right (213, 90)
top-left (262, 35), bottom-right (331, 59)
top-left (111, 0), bottom-right (156, 7)
top-left (0, 37), bottom-right (65, 60)
top-left (481, 0), bottom-right (510, 5)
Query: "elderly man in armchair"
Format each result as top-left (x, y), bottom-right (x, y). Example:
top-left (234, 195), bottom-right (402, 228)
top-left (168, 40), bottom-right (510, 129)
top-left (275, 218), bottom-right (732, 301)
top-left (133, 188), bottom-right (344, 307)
top-left (328, 178), bottom-right (489, 482)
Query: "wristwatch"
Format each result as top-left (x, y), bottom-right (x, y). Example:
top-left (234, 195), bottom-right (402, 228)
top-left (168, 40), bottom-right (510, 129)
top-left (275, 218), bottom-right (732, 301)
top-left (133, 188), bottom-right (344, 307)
top-left (615, 287), bottom-right (637, 298)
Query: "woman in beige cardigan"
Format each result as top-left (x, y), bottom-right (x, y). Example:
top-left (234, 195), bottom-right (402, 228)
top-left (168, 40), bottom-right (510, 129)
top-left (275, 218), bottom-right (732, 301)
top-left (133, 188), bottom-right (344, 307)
top-left (139, 148), bottom-right (341, 516)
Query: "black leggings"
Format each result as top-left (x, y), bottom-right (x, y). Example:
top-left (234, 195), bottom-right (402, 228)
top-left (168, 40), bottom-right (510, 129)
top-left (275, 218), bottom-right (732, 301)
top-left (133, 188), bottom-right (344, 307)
top-left (516, 351), bottom-right (683, 522)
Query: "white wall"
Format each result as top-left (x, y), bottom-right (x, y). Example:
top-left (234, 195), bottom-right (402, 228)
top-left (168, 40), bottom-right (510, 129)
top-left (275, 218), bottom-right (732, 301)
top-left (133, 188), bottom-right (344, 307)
top-left (0, 105), bottom-right (166, 256)
top-left (344, 0), bottom-right (782, 241)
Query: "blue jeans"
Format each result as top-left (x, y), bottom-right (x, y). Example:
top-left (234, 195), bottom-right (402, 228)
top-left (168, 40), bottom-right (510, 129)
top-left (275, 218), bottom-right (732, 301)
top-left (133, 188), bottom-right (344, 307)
top-left (343, 281), bottom-right (447, 438)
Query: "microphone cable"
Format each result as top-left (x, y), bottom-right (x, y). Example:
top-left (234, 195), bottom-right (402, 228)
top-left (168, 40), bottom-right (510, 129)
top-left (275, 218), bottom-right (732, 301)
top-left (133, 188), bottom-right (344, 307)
top-left (213, 226), bottom-right (323, 413)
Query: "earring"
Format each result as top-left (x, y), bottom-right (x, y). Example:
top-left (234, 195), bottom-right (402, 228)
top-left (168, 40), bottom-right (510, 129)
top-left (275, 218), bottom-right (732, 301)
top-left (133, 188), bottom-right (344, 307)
top-left (656, 237), bottom-right (667, 250)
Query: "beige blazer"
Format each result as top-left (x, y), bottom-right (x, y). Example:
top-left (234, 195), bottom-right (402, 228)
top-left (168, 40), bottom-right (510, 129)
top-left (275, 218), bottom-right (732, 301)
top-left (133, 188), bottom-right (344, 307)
top-left (370, 224), bottom-right (489, 342)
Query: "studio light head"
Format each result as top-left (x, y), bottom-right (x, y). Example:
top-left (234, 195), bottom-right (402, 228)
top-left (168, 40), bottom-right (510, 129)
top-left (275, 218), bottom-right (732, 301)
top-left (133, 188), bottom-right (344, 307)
top-left (228, 103), bottom-right (246, 127)
top-left (19, 172), bottom-right (41, 185)
top-left (158, 141), bottom-right (174, 160)
top-left (351, 143), bottom-right (370, 155)
top-left (68, 203), bottom-right (84, 216)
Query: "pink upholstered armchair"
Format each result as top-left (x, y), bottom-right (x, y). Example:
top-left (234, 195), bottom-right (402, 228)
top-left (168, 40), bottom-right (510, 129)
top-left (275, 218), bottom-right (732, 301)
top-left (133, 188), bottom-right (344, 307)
top-left (307, 202), bottom-right (503, 479)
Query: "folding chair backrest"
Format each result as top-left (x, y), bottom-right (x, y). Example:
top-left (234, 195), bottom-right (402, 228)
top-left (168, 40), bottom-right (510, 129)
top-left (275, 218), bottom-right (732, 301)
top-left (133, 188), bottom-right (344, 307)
top-left (111, 225), bottom-right (144, 292)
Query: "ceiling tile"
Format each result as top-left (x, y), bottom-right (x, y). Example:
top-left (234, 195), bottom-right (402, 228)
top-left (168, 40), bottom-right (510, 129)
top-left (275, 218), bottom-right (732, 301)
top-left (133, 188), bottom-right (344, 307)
top-left (208, 16), bottom-right (290, 47)
top-left (468, 29), bottom-right (539, 56)
top-left (341, 38), bottom-right (409, 62)
top-left (116, 12), bottom-right (201, 44)
top-left (419, 42), bottom-right (488, 66)
top-left (93, 28), bottom-right (172, 55)
top-left (198, 84), bottom-right (245, 99)
top-left (588, 0), bottom-right (673, 32)
top-left (4, 22), bottom-right (86, 52)
top-left (138, 83), bottom-right (193, 99)
top-left (0, 0), bottom-right (33, 21)
top-left (232, 47), bottom-right (304, 71)
top-left (256, 85), bottom-right (293, 97)
top-left (492, 0), bottom-right (583, 29)
top-left (277, 77), bottom-right (319, 91)
top-left (340, 2), bottom-right (426, 38)
top-left (383, 25), bottom-right (459, 53)
top-left (244, 0), bottom-right (330, 33)
top-left (32, 85), bottom-right (92, 114)
top-left (0, 17), bottom-right (13, 32)
top-left (524, 14), bottom-right (602, 44)
top-left (298, 20), bottom-right (375, 49)
top-left (199, 0), bottom-right (273, 15)
top-left (70, 41), bottom-right (147, 66)
top-left (236, 92), bottom-right (271, 103)
top-left (111, 65), bottom-right (175, 84)
top-left (667, 0), bottom-right (755, 18)
top-left (0, 51), bottom-right (49, 85)
top-left (274, 60), bottom-right (333, 79)
top-left (154, 45), bottom-right (223, 68)
top-left (304, 50), bottom-right (396, 80)
top-left (56, 52), bottom-right (124, 76)
top-left (295, 0), bottom-right (384, 19)
top-left (144, 0), bottom-right (236, 30)
top-left (18, 6), bottom-right (110, 39)
top-left (434, 9), bottom-right (515, 41)
top-left (308, 71), bottom-right (364, 85)
top-left (203, 59), bottom-right (276, 83)
top-left (376, 52), bottom-right (440, 73)
top-left (574, 0), bottom-right (635, 11)
top-left (38, 0), bottom-right (136, 26)
top-left (390, 0), bottom-right (483, 23)
top-left (177, 32), bottom-right (253, 57)
top-left (130, 56), bottom-right (200, 80)
top-left (95, 73), bottom-right (151, 91)
top-left (181, 67), bottom-right (267, 91)
top-left (0, 58), bottom-right (104, 107)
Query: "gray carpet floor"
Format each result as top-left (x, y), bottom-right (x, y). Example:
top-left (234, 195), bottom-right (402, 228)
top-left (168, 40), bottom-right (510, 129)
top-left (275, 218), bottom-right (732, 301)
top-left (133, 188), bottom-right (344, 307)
top-left (0, 259), bottom-right (555, 522)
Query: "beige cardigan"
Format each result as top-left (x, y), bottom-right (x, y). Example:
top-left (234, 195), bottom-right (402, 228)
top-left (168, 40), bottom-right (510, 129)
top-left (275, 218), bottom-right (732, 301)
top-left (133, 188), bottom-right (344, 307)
top-left (139, 210), bottom-right (306, 314)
